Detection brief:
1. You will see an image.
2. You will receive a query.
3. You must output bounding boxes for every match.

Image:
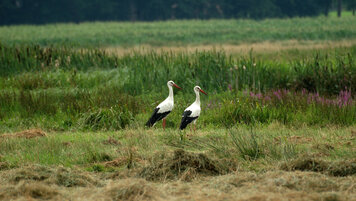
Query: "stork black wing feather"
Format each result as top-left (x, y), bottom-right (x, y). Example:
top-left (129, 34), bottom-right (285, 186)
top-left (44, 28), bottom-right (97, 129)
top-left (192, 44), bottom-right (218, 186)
top-left (179, 110), bottom-right (198, 130)
top-left (145, 108), bottom-right (171, 127)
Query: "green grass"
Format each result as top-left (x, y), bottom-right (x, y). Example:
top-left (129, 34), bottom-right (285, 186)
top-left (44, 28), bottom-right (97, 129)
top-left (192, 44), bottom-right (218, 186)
top-left (328, 11), bottom-right (355, 17)
top-left (0, 17), bottom-right (355, 201)
top-left (0, 16), bottom-right (356, 47)
top-left (0, 44), bottom-right (355, 132)
top-left (0, 126), bottom-right (354, 170)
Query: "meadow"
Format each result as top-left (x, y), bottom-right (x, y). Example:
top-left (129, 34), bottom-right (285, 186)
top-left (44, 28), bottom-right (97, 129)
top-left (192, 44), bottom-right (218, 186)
top-left (0, 16), bottom-right (355, 200)
top-left (0, 16), bottom-right (356, 47)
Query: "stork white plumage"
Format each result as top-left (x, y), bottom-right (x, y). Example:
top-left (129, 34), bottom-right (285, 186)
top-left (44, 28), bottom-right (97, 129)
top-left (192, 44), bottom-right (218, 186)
top-left (146, 80), bottom-right (181, 129)
top-left (180, 86), bottom-right (207, 131)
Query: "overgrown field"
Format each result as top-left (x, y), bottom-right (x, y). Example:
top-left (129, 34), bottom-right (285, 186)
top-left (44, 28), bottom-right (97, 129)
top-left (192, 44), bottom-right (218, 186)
top-left (0, 44), bottom-right (355, 132)
top-left (0, 17), bottom-right (356, 200)
top-left (1, 16), bottom-right (356, 47)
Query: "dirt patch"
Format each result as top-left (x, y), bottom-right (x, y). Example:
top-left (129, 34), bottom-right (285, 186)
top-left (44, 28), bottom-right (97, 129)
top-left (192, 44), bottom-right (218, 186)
top-left (280, 156), bottom-right (356, 177)
top-left (0, 129), bottom-right (47, 139)
top-left (0, 181), bottom-right (61, 200)
top-left (139, 149), bottom-right (225, 182)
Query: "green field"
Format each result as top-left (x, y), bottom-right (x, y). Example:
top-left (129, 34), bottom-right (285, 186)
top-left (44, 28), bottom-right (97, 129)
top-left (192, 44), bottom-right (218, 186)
top-left (0, 16), bottom-right (356, 47)
top-left (0, 17), bottom-right (355, 200)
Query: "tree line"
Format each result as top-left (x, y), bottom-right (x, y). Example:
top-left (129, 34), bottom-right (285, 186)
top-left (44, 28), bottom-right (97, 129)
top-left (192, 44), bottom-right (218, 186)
top-left (0, 0), bottom-right (355, 25)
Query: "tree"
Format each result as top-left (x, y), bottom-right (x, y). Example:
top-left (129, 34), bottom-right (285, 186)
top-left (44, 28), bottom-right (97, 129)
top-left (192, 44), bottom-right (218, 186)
top-left (0, 0), bottom-right (342, 25)
top-left (337, 0), bottom-right (342, 17)
top-left (345, 0), bottom-right (356, 15)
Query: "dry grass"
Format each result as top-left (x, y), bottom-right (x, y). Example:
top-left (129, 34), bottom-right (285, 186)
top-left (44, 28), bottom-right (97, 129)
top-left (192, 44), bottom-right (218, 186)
top-left (0, 181), bottom-right (62, 201)
top-left (0, 128), bottom-right (355, 200)
top-left (104, 40), bottom-right (356, 57)
top-left (281, 156), bottom-right (356, 177)
top-left (139, 149), bottom-right (225, 182)
top-left (0, 165), bottom-right (100, 187)
top-left (0, 164), bottom-right (355, 200)
top-left (0, 129), bottom-right (47, 139)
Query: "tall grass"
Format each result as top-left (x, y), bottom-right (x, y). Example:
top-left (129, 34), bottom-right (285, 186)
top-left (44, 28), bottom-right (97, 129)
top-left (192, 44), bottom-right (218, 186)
top-left (1, 44), bottom-right (355, 95)
top-left (1, 17), bottom-right (356, 47)
top-left (0, 44), bottom-right (355, 131)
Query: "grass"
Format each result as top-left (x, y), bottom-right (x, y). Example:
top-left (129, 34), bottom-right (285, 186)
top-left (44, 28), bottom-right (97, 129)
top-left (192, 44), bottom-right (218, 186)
top-left (0, 16), bottom-right (356, 47)
top-left (0, 16), bottom-right (355, 200)
top-left (0, 123), bottom-right (356, 171)
top-left (0, 126), bottom-right (354, 170)
top-left (0, 126), bottom-right (355, 200)
top-left (0, 44), bottom-right (354, 132)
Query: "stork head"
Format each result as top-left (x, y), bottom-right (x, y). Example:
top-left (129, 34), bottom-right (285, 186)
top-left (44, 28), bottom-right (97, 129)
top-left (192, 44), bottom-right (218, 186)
top-left (167, 80), bottom-right (181, 89)
top-left (194, 86), bottom-right (207, 95)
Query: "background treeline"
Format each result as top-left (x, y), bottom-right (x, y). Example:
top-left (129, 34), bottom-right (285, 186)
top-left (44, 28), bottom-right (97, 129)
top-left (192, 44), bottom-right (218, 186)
top-left (1, 0), bottom-right (355, 25)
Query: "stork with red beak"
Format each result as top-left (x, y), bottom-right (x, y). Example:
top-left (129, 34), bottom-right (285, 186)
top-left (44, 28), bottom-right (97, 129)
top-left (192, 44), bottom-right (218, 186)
top-left (180, 86), bottom-right (207, 131)
top-left (146, 80), bottom-right (181, 129)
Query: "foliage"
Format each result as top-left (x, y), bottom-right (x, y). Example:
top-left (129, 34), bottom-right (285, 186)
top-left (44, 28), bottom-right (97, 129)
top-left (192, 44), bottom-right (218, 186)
top-left (0, 0), bottom-right (336, 25)
top-left (0, 44), bottom-right (355, 131)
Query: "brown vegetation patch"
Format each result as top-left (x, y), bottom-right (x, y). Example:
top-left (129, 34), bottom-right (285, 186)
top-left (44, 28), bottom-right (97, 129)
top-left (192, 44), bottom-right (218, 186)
top-left (0, 181), bottom-right (61, 200)
top-left (102, 136), bottom-right (121, 145)
top-left (351, 130), bottom-right (356, 138)
top-left (288, 135), bottom-right (312, 144)
top-left (0, 129), bottom-right (47, 139)
top-left (105, 40), bottom-right (356, 57)
top-left (209, 171), bottom-right (354, 200)
top-left (1, 165), bottom-right (100, 187)
top-left (0, 161), bottom-right (10, 170)
top-left (53, 166), bottom-right (100, 187)
top-left (104, 157), bottom-right (129, 167)
top-left (103, 179), bottom-right (159, 201)
top-left (103, 157), bottom-right (145, 168)
top-left (139, 149), bottom-right (224, 181)
top-left (280, 156), bottom-right (356, 177)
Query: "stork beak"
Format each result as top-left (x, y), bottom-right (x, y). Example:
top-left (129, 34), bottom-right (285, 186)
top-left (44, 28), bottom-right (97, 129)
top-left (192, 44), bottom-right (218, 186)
top-left (173, 84), bottom-right (181, 89)
top-left (199, 89), bottom-right (207, 95)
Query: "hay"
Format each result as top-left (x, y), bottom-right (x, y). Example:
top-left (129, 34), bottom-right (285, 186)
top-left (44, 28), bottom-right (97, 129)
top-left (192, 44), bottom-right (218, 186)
top-left (53, 167), bottom-right (100, 187)
top-left (280, 156), bottom-right (356, 177)
top-left (0, 129), bottom-right (47, 139)
top-left (104, 157), bottom-right (145, 169)
top-left (0, 181), bottom-right (61, 200)
top-left (3, 165), bottom-right (100, 187)
top-left (0, 162), bottom-right (10, 170)
top-left (139, 149), bottom-right (224, 182)
top-left (104, 179), bottom-right (158, 201)
top-left (104, 157), bottom-right (130, 167)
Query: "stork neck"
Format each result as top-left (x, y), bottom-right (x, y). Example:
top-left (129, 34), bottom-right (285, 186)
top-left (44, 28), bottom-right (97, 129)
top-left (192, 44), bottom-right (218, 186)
top-left (195, 91), bottom-right (200, 105)
top-left (168, 85), bottom-right (174, 100)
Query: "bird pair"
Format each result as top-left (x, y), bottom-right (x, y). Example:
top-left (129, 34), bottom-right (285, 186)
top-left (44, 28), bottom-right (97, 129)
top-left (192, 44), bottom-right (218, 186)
top-left (145, 80), bottom-right (207, 131)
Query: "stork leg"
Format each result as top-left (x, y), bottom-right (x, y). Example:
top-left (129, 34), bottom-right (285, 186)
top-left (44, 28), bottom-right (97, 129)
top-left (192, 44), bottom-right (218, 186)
top-left (193, 120), bottom-right (197, 134)
top-left (162, 118), bottom-right (166, 130)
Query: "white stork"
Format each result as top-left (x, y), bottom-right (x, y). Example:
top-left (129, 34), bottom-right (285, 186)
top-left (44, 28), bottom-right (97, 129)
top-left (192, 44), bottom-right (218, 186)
top-left (180, 86), bottom-right (207, 131)
top-left (146, 80), bottom-right (181, 129)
